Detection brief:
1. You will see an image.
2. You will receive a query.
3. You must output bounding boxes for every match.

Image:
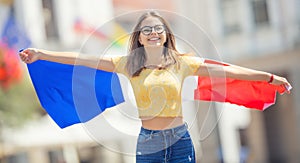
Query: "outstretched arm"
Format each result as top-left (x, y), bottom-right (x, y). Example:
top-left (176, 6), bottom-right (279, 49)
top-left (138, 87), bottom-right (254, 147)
top-left (19, 48), bottom-right (115, 72)
top-left (195, 60), bottom-right (291, 92)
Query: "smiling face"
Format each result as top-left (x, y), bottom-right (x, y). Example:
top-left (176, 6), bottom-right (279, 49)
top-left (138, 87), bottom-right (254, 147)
top-left (138, 17), bottom-right (167, 47)
top-left (127, 11), bottom-right (180, 77)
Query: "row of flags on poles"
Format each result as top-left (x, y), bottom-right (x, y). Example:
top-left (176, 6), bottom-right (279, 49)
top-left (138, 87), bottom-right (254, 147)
top-left (0, 9), bottom-right (31, 90)
top-left (73, 19), bottom-right (128, 48)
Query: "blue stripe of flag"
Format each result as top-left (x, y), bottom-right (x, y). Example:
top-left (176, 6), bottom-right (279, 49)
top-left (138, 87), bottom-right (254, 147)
top-left (27, 60), bottom-right (124, 128)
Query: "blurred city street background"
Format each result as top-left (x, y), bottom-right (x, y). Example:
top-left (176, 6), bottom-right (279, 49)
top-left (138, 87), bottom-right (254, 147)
top-left (0, 0), bottom-right (300, 162)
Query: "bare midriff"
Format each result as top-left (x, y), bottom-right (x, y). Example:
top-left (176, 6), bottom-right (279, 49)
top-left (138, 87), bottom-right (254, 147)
top-left (140, 116), bottom-right (184, 130)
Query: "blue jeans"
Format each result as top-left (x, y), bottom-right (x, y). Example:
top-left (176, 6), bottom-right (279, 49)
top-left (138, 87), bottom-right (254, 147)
top-left (136, 123), bottom-right (195, 163)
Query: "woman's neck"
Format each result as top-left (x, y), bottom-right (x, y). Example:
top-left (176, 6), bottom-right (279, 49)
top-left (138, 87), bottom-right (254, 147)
top-left (144, 46), bottom-right (164, 65)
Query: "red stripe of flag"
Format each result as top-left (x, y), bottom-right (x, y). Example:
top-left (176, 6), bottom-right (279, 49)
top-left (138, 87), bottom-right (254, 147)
top-left (194, 59), bottom-right (285, 110)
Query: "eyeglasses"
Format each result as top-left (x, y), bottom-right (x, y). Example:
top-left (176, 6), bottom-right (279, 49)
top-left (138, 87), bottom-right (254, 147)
top-left (140, 25), bottom-right (165, 35)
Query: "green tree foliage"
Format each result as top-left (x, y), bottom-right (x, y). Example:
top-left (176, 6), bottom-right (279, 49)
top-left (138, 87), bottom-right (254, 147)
top-left (0, 73), bottom-right (41, 128)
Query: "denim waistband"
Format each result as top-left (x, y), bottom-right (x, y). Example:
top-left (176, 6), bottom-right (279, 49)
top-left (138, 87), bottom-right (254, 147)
top-left (140, 123), bottom-right (188, 136)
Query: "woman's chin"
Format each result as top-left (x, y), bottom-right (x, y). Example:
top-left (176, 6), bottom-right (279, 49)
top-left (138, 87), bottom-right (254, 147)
top-left (145, 42), bottom-right (163, 47)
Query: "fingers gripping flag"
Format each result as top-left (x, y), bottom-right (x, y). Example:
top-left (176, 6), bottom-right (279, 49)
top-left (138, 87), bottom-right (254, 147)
top-left (27, 60), bottom-right (124, 128)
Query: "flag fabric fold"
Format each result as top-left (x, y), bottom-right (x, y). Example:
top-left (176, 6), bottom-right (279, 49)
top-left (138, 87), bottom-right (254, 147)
top-left (194, 59), bottom-right (286, 110)
top-left (27, 60), bottom-right (124, 128)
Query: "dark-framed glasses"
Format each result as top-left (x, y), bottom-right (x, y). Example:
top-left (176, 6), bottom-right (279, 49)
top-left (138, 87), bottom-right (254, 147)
top-left (140, 25), bottom-right (165, 35)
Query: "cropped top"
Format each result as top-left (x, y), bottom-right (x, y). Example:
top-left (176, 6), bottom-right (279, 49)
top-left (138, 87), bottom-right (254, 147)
top-left (111, 55), bottom-right (203, 118)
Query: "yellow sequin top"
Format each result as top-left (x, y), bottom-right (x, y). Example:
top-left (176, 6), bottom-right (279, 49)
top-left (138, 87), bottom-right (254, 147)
top-left (112, 55), bottom-right (203, 118)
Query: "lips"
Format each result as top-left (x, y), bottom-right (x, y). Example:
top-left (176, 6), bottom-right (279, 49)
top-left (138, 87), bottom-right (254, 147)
top-left (148, 37), bottom-right (160, 41)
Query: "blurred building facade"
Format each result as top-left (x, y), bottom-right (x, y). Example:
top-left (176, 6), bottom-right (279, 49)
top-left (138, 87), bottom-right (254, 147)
top-left (175, 0), bottom-right (300, 163)
top-left (1, 0), bottom-right (133, 163)
top-left (0, 0), bottom-right (299, 163)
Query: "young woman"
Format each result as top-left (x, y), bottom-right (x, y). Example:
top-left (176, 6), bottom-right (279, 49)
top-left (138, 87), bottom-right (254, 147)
top-left (19, 11), bottom-right (291, 162)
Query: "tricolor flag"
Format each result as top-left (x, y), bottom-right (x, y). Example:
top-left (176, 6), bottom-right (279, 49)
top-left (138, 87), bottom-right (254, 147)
top-left (26, 58), bottom-right (287, 128)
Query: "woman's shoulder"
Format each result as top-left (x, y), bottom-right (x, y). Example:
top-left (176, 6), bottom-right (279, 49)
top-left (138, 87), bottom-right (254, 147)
top-left (111, 55), bottom-right (128, 74)
top-left (111, 55), bottom-right (128, 60)
top-left (111, 55), bottom-right (128, 65)
top-left (177, 53), bottom-right (204, 63)
top-left (177, 52), bottom-right (195, 57)
top-left (176, 53), bottom-right (204, 75)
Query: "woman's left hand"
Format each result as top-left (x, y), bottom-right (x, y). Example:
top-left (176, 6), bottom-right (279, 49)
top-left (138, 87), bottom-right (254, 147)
top-left (271, 74), bottom-right (292, 94)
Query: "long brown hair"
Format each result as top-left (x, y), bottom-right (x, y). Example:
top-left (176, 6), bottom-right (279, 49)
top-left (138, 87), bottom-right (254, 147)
top-left (126, 11), bottom-right (180, 77)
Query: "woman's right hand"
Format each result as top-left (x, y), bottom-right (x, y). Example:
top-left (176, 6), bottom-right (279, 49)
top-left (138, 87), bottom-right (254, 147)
top-left (19, 48), bottom-right (41, 64)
